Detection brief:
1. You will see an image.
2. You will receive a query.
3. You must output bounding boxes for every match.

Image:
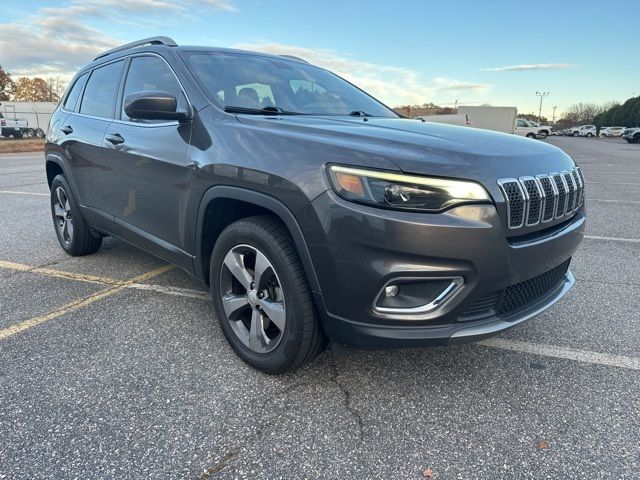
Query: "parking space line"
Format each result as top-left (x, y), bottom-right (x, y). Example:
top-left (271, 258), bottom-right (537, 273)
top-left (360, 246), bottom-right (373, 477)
top-left (0, 190), bottom-right (48, 197)
top-left (587, 198), bottom-right (640, 205)
top-left (0, 259), bottom-right (121, 285)
top-left (128, 283), bottom-right (210, 300)
top-left (479, 338), bottom-right (640, 371)
top-left (0, 264), bottom-right (174, 341)
top-left (587, 181), bottom-right (640, 186)
top-left (584, 235), bottom-right (640, 244)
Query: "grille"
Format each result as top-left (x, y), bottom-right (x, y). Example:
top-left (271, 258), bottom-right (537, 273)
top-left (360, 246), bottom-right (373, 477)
top-left (460, 259), bottom-right (571, 320)
top-left (498, 259), bottom-right (571, 315)
top-left (498, 167), bottom-right (584, 230)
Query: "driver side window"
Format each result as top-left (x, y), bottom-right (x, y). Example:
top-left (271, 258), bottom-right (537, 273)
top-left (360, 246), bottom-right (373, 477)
top-left (121, 56), bottom-right (187, 122)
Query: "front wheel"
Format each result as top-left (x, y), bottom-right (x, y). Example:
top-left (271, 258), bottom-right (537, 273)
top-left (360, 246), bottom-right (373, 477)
top-left (526, 133), bottom-right (536, 138)
top-left (210, 216), bottom-right (326, 374)
top-left (586, 132), bottom-right (593, 138)
top-left (50, 175), bottom-right (102, 256)
top-left (538, 131), bottom-right (548, 139)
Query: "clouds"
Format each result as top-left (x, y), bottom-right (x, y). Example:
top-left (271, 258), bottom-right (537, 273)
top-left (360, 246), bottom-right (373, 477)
top-left (481, 63), bottom-right (577, 72)
top-left (0, 0), bottom-right (234, 78)
top-left (235, 42), bottom-right (490, 106)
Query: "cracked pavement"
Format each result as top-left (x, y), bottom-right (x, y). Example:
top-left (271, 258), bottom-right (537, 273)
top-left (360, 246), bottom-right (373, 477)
top-left (1, 138), bottom-right (639, 479)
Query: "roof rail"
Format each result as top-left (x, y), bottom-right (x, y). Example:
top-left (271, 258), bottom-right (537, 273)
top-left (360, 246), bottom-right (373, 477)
top-left (94, 36), bottom-right (177, 61)
top-left (279, 55), bottom-right (309, 64)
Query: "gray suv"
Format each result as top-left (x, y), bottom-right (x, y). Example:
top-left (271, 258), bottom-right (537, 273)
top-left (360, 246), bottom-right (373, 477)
top-left (45, 37), bottom-right (585, 373)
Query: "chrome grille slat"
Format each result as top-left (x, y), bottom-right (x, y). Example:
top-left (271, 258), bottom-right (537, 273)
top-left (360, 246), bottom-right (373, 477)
top-left (499, 167), bottom-right (584, 230)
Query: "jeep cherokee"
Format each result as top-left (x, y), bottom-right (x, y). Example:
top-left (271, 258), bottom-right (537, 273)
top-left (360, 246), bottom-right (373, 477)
top-left (45, 37), bottom-right (585, 373)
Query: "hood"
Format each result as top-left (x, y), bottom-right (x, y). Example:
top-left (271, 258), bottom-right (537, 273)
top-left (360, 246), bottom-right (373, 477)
top-left (235, 115), bottom-right (575, 182)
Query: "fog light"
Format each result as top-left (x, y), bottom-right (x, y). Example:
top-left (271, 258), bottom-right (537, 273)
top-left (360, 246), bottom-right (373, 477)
top-left (384, 285), bottom-right (398, 297)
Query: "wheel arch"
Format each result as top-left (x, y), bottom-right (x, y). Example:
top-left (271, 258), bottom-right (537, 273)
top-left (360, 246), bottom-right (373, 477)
top-left (45, 153), bottom-right (67, 188)
top-left (194, 186), bottom-right (322, 294)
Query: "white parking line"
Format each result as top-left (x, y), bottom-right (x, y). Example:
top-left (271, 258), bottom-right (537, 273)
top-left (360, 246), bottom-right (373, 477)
top-left (479, 338), bottom-right (640, 371)
top-left (587, 198), bottom-right (640, 205)
top-left (127, 282), bottom-right (210, 300)
top-left (588, 181), bottom-right (640, 186)
top-left (584, 235), bottom-right (640, 244)
top-left (0, 190), bottom-right (48, 196)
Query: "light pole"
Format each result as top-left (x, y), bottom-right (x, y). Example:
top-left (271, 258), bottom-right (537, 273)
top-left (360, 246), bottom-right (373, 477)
top-left (552, 106), bottom-right (557, 124)
top-left (536, 91), bottom-right (549, 123)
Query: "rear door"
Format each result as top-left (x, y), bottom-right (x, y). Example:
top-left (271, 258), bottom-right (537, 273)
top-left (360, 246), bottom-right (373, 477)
top-left (103, 54), bottom-right (193, 266)
top-left (64, 60), bottom-right (125, 227)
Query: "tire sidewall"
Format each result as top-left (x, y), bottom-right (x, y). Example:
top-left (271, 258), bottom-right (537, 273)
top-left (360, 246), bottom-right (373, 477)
top-left (50, 175), bottom-right (84, 254)
top-left (210, 221), bottom-right (310, 373)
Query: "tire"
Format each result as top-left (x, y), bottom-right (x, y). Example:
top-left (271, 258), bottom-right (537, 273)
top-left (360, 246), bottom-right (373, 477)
top-left (210, 215), bottom-right (325, 374)
top-left (572, 131), bottom-right (578, 137)
top-left (586, 132), bottom-right (593, 138)
top-left (50, 175), bottom-right (102, 256)
top-left (526, 133), bottom-right (536, 138)
top-left (25, 129), bottom-right (35, 138)
top-left (35, 128), bottom-right (45, 138)
top-left (538, 130), bottom-right (548, 139)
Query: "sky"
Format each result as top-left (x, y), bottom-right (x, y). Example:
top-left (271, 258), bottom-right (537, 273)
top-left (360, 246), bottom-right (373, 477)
top-left (1, 0), bottom-right (636, 117)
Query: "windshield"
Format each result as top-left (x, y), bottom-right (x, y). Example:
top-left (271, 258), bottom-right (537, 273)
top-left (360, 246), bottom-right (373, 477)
top-left (182, 51), bottom-right (398, 117)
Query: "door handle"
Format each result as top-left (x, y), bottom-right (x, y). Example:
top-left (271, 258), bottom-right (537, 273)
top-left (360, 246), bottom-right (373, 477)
top-left (61, 125), bottom-right (73, 135)
top-left (105, 133), bottom-right (125, 145)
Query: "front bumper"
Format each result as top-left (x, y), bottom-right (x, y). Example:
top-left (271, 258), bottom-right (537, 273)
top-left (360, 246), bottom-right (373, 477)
top-left (298, 190), bottom-right (585, 348)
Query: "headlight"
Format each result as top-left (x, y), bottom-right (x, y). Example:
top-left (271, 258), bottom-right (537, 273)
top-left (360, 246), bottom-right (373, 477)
top-left (327, 165), bottom-right (492, 212)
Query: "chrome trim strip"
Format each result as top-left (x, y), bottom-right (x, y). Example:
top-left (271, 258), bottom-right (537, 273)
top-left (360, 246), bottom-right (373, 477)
top-left (519, 176), bottom-right (542, 226)
top-left (499, 167), bottom-right (584, 229)
top-left (373, 277), bottom-right (464, 317)
top-left (497, 179), bottom-right (526, 229)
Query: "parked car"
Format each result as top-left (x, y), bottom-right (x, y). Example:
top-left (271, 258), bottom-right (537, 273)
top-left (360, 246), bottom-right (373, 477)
top-left (45, 37), bottom-right (586, 373)
top-left (600, 126), bottom-right (625, 137)
top-left (514, 119), bottom-right (552, 139)
top-left (0, 112), bottom-right (28, 138)
top-left (568, 125), bottom-right (596, 137)
top-left (622, 128), bottom-right (640, 143)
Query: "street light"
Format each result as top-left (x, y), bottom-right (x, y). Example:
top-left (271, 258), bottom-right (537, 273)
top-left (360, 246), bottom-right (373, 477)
top-left (536, 91), bottom-right (549, 123)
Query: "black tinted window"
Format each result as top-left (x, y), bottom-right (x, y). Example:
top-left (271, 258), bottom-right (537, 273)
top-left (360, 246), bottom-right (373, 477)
top-left (121, 56), bottom-right (186, 122)
top-left (80, 60), bottom-right (124, 118)
top-left (63, 73), bottom-right (87, 112)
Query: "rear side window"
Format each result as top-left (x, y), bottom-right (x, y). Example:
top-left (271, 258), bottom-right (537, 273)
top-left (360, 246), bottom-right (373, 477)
top-left (63, 73), bottom-right (88, 112)
top-left (80, 60), bottom-right (124, 118)
top-left (121, 56), bottom-right (187, 122)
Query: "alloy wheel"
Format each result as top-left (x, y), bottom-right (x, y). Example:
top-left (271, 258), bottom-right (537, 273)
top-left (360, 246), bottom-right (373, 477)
top-left (53, 186), bottom-right (74, 245)
top-left (219, 244), bottom-right (286, 353)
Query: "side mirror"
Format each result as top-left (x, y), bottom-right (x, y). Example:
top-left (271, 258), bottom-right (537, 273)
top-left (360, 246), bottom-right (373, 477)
top-left (124, 90), bottom-right (190, 122)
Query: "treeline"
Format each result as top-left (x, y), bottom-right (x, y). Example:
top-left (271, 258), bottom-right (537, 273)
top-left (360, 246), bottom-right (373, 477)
top-left (594, 96), bottom-right (640, 128)
top-left (0, 64), bottom-right (66, 103)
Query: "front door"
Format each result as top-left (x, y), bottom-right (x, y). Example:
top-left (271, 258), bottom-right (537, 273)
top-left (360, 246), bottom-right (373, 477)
top-left (102, 54), bottom-right (193, 265)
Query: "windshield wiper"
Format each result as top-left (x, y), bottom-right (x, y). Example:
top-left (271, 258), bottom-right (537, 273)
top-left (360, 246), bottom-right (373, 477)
top-left (348, 110), bottom-right (373, 117)
top-left (224, 105), bottom-right (303, 115)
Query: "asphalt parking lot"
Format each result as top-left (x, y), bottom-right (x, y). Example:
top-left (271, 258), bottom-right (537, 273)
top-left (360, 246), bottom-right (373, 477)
top-left (1, 137), bottom-right (639, 479)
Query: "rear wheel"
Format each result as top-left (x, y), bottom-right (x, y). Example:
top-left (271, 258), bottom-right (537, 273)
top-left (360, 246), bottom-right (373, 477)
top-left (35, 128), bottom-right (45, 138)
top-left (50, 175), bottom-right (102, 256)
top-left (210, 215), bottom-right (325, 374)
top-left (526, 133), bottom-right (536, 138)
